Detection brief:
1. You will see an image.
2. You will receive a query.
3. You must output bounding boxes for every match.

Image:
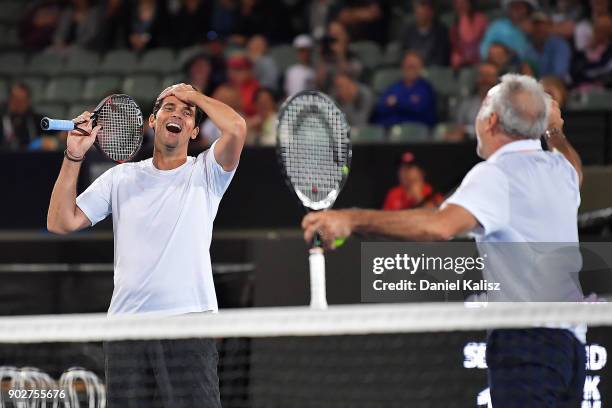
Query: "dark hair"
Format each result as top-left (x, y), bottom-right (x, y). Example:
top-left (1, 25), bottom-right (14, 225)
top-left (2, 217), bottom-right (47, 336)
top-left (152, 85), bottom-right (204, 128)
top-left (253, 87), bottom-right (278, 104)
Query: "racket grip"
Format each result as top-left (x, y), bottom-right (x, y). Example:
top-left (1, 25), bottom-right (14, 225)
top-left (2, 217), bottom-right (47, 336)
top-left (41, 118), bottom-right (75, 131)
top-left (308, 247), bottom-right (328, 309)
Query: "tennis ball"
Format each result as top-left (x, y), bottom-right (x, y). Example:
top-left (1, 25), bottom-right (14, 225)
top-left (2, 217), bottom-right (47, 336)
top-left (341, 165), bottom-right (349, 175)
top-left (333, 237), bottom-right (346, 248)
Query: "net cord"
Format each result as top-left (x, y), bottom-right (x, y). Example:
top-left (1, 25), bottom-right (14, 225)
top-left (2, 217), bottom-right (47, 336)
top-left (0, 302), bottom-right (610, 344)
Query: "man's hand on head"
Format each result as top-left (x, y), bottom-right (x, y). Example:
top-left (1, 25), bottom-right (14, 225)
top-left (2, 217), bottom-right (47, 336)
top-left (302, 210), bottom-right (354, 250)
top-left (158, 83), bottom-right (202, 106)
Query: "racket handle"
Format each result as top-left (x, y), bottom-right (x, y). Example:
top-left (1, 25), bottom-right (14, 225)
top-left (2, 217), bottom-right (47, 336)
top-left (308, 247), bottom-right (328, 309)
top-left (41, 118), bottom-right (75, 131)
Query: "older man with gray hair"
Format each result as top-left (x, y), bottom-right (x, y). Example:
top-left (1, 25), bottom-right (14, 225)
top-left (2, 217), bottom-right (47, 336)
top-left (302, 73), bottom-right (585, 407)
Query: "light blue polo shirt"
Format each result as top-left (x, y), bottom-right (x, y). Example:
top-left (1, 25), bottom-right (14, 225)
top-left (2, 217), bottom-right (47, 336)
top-left (444, 138), bottom-right (585, 341)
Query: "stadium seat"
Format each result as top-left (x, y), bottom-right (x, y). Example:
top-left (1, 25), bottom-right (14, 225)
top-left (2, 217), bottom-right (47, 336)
top-left (63, 49), bottom-right (100, 76)
top-left (67, 103), bottom-right (90, 120)
top-left (0, 2), bottom-right (24, 24)
top-left (138, 48), bottom-right (179, 74)
top-left (99, 50), bottom-right (139, 75)
top-left (351, 125), bottom-right (386, 143)
top-left (0, 52), bottom-right (26, 76)
top-left (382, 41), bottom-right (402, 67)
top-left (388, 123), bottom-right (431, 142)
top-left (44, 77), bottom-right (84, 103)
top-left (440, 11), bottom-right (455, 28)
top-left (122, 75), bottom-right (161, 102)
top-left (36, 102), bottom-right (67, 120)
top-left (83, 76), bottom-right (123, 102)
top-left (457, 67), bottom-right (477, 97)
top-left (160, 74), bottom-right (184, 89)
top-left (349, 41), bottom-right (382, 69)
top-left (26, 52), bottom-right (65, 76)
top-left (567, 91), bottom-right (612, 111)
top-left (269, 45), bottom-right (297, 72)
top-left (0, 25), bottom-right (18, 49)
top-left (177, 45), bottom-right (206, 67)
top-left (424, 66), bottom-right (458, 96)
top-left (0, 78), bottom-right (7, 101)
top-left (21, 77), bottom-right (46, 103)
top-left (372, 68), bottom-right (402, 94)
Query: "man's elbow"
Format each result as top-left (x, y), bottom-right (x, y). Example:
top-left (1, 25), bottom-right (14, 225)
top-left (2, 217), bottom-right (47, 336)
top-left (424, 223), bottom-right (455, 241)
top-left (230, 117), bottom-right (247, 141)
top-left (47, 219), bottom-right (69, 235)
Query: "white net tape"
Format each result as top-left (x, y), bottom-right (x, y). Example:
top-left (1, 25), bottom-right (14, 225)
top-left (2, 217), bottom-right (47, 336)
top-left (0, 302), bottom-right (610, 343)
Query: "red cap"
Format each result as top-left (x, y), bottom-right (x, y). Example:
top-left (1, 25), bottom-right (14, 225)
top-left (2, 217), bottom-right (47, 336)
top-left (227, 55), bottom-right (252, 70)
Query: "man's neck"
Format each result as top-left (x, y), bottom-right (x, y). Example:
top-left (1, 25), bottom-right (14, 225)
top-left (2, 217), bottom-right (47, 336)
top-left (152, 147), bottom-right (188, 170)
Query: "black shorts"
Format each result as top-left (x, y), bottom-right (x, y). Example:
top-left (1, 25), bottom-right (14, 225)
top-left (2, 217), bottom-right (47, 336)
top-left (487, 328), bottom-right (586, 408)
top-left (104, 338), bottom-right (222, 408)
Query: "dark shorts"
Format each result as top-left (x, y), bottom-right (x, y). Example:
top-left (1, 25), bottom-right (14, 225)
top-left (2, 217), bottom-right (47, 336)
top-left (104, 338), bottom-right (222, 408)
top-left (486, 328), bottom-right (586, 408)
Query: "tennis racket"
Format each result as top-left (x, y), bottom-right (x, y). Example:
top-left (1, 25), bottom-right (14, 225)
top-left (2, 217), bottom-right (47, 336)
top-left (40, 94), bottom-right (144, 163)
top-left (277, 90), bottom-right (352, 309)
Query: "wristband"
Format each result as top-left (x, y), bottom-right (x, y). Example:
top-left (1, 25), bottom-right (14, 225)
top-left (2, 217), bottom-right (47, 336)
top-left (64, 149), bottom-right (84, 162)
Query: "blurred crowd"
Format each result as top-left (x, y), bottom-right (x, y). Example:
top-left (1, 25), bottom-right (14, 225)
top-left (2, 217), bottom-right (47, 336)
top-left (1, 0), bottom-right (611, 151)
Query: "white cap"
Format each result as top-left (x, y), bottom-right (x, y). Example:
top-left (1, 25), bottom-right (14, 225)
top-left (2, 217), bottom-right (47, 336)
top-left (293, 34), bottom-right (313, 49)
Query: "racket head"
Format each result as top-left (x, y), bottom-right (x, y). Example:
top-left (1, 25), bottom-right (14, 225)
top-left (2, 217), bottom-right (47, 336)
top-left (92, 94), bottom-right (144, 163)
top-left (276, 91), bottom-right (352, 211)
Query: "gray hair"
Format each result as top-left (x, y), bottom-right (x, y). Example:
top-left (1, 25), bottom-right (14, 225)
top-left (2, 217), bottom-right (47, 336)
top-left (478, 74), bottom-right (550, 140)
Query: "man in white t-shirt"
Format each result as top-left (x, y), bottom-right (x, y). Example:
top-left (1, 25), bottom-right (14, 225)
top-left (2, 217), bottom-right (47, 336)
top-left (47, 83), bottom-right (246, 407)
top-left (302, 74), bottom-right (586, 407)
top-left (285, 34), bottom-right (316, 97)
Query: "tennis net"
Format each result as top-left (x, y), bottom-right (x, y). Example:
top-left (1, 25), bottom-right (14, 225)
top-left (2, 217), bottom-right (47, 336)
top-left (0, 302), bottom-right (610, 408)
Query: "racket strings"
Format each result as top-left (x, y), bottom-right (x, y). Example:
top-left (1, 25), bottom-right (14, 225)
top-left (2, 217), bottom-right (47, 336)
top-left (279, 93), bottom-right (350, 209)
top-left (96, 95), bottom-right (143, 162)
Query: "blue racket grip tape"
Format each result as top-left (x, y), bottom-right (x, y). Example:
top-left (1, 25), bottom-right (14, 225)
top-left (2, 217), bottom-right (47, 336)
top-left (41, 118), bottom-right (75, 131)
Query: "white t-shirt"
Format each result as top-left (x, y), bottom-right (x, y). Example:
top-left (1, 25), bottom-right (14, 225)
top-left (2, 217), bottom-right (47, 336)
top-left (284, 64), bottom-right (315, 97)
top-left (443, 139), bottom-right (586, 342)
top-left (76, 140), bottom-right (236, 316)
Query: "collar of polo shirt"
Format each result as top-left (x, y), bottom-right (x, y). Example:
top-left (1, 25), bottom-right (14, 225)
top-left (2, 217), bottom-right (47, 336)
top-left (487, 138), bottom-right (542, 163)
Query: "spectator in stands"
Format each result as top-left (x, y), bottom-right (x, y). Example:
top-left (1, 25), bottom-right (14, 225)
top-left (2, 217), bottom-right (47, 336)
top-left (97, 0), bottom-right (128, 51)
top-left (332, 72), bottom-right (374, 127)
top-left (246, 88), bottom-right (278, 146)
top-left (541, 75), bottom-right (569, 108)
top-left (331, 0), bottom-right (389, 45)
top-left (210, 0), bottom-right (238, 37)
top-left (0, 83), bottom-right (45, 150)
top-left (400, 0), bottom-right (450, 66)
top-left (171, 0), bottom-right (213, 48)
top-left (372, 51), bottom-right (437, 128)
top-left (525, 12), bottom-right (571, 79)
top-left (184, 52), bottom-right (215, 95)
top-left (446, 62), bottom-right (499, 141)
top-left (550, 0), bottom-right (585, 40)
top-left (285, 34), bottom-right (316, 97)
top-left (226, 54), bottom-right (260, 117)
top-left (383, 151), bottom-right (444, 210)
top-left (308, 0), bottom-right (335, 40)
top-left (247, 35), bottom-right (279, 91)
top-left (52, 0), bottom-right (102, 50)
top-left (19, 1), bottom-right (63, 51)
top-left (487, 42), bottom-right (523, 75)
top-left (450, 0), bottom-right (488, 70)
top-left (234, 0), bottom-right (291, 44)
top-left (127, 0), bottom-right (169, 51)
top-left (316, 21), bottom-right (363, 92)
top-left (480, 0), bottom-right (537, 61)
top-left (205, 31), bottom-right (229, 88)
top-left (201, 84), bottom-right (242, 146)
top-left (571, 15), bottom-right (612, 89)
top-left (575, 0), bottom-right (610, 52)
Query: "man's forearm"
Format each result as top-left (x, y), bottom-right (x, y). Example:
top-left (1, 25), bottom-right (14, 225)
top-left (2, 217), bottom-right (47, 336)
top-left (47, 158), bottom-right (82, 233)
top-left (195, 93), bottom-right (246, 136)
top-left (348, 208), bottom-right (450, 241)
top-left (546, 128), bottom-right (583, 185)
